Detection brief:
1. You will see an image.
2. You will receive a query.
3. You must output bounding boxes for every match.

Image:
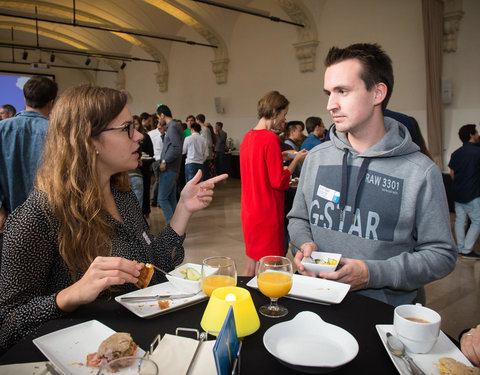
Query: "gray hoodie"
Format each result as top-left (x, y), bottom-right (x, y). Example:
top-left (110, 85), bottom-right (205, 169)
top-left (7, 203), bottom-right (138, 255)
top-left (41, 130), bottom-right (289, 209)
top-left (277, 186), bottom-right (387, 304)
top-left (288, 118), bottom-right (457, 306)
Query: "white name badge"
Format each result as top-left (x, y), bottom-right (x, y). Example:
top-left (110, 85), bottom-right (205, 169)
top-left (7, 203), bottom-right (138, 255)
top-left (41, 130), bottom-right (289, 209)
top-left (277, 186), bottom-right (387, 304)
top-left (142, 231), bottom-right (151, 245)
top-left (317, 184), bottom-right (340, 204)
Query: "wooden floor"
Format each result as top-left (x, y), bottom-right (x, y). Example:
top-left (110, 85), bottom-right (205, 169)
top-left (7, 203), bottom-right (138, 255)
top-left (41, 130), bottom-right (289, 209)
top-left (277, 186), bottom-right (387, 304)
top-left (147, 177), bottom-right (480, 340)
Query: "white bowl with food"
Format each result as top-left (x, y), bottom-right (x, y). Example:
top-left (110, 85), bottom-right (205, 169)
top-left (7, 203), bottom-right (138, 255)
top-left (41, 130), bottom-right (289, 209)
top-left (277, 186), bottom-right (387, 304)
top-left (301, 252), bottom-right (341, 274)
top-left (166, 263), bottom-right (202, 294)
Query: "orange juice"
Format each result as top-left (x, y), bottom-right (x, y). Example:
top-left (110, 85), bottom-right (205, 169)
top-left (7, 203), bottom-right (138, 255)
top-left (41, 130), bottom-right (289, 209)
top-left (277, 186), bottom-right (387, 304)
top-left (201, 275), bottom-right (236, 296)
top-left (257, 272), bottom-right (292, 298)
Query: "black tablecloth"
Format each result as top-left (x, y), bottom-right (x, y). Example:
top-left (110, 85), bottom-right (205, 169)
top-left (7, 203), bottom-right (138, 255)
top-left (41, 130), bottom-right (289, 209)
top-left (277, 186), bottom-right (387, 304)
top-left (0, 277), bottom-right (398, 374)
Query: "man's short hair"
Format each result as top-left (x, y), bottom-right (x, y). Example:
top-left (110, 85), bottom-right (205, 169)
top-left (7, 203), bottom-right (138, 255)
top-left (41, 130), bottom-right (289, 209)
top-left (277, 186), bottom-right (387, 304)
top-left (23, 76), bottom-right (58, 109)
top-left (140, 112), bottom-right (151, 121)
top-left (305, 117), bottom-right (322, 134)
top-left (191, 123), bottom-right (201, 133)
top-left (196, 114), bottom-right (205, 123)
top-left (186, 115), bottom-right (195, 122)
top-left (458, 124), bottom-right (477, 143)
top-left (216, 122), bottom-right (223, 128)
top-left (1, 104), bottom-right (16, 116)
top-left (325, 43), bottom-right (393, 112)
top-left (156, 104), bottom-right (172, 118)
top-left (286, 121), bottom-right (304, 137)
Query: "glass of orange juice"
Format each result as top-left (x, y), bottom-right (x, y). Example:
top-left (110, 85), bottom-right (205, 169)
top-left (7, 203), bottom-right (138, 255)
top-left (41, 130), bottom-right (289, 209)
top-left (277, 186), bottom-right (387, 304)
top-left (201, 256), bottom-right (237, 297)
top-left (257, 256), bottom-right (293, 318)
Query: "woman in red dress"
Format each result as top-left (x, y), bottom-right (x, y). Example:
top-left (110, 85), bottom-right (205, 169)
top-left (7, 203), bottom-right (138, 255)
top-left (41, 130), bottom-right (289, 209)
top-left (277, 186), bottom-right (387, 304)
top-left (240, 91), bottom-right (307, 276)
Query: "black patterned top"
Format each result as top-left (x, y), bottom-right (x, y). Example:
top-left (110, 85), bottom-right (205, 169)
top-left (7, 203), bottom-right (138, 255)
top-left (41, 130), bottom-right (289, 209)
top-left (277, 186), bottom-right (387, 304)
top-left (0, 188), bottom-right (185, 351)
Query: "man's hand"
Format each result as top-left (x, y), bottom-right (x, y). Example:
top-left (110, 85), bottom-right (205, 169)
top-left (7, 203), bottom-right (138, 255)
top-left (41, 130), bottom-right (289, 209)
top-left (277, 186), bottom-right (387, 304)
top-left (461, 324), bottom-right (480, 367)
top-left (0, 206), bottom-right (6, 232)
top-left (159, 162), bottom-right (166, 172)
top-left (293, 242), bottom-right (318, 277)
top-left (318, 257), bottom-right (369, 291)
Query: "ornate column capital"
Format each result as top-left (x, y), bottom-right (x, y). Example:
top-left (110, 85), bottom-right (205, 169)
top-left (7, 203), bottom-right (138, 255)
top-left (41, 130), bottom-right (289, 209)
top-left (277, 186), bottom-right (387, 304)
top-left (293, 39), bottom-right (319, 73)
top-left (211, 58), bottom-right (229, 84)
top-left (443, 0), bottom-right (464, 52)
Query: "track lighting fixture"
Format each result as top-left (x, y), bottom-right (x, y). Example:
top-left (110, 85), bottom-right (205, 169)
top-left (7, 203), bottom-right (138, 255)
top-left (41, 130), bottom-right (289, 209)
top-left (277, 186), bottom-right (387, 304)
top-left (50, 53), bottom-right (55, 63)
top-left (85, 56), bottom-right (91, 66)
top-left (22, 49), bottom-right (28, 60)
top-left (120, 61), bottom-right (126, 70)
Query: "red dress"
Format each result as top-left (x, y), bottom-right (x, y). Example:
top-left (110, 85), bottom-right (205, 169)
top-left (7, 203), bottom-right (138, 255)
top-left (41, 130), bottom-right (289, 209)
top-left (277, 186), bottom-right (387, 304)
top-left (240, 129), bottom-right (291, 260)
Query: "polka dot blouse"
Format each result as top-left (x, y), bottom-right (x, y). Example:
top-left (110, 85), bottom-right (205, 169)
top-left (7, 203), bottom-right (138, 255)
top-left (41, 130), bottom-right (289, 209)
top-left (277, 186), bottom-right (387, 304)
top-left (0, 187), bottom-right (185, 351)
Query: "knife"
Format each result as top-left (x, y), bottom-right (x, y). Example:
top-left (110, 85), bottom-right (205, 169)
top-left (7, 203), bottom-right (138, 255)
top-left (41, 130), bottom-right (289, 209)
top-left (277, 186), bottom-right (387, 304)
top-left (120, 293), bottom-right (197, 302)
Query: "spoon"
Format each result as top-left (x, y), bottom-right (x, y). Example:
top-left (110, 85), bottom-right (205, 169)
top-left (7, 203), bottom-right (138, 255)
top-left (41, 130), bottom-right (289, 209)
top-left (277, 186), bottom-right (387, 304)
top-left (386, 332), bottom-right (425, 375)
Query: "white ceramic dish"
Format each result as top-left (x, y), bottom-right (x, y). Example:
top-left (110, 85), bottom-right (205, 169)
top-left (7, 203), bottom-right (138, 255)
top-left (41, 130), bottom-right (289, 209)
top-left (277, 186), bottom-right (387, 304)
top-left (115, 280), bottom-right (207, 318)
top-left (32, 320), bottom-right (145, 375)
top-left (301, 252), bottom-right (342, 274)
top-left (376, 324), bottom-right (474, 375)
top-left (165, 263), bottom-right (202, 294)
top-left (264, 311), bottom-right (358, 373)
top-left (247, 274), bottom-right (350, 305)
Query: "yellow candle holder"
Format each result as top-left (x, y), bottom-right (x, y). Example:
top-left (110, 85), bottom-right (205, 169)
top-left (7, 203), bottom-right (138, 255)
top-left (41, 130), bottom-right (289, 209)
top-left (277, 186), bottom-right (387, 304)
top-left (200, 286), bottom-right (260, 338)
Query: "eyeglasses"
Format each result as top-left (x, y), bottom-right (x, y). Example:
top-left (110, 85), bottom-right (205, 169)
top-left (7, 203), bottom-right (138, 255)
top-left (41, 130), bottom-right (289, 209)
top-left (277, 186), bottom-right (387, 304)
top-left (101, 121), bottom-right (135, 139)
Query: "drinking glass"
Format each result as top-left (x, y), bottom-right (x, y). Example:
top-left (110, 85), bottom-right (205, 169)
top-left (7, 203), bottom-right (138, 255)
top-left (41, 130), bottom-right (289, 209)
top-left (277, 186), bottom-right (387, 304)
top-left (97, 356), bottom-right (158, 374)
top-left (201, 256), bottom-right (237, 297)
top-left (257, 256), bottom-right (293, 318)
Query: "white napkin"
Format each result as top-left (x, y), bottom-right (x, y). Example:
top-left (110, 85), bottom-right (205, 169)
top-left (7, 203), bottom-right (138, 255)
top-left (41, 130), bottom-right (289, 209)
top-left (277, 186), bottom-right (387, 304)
top-left (149, 334), bottom-right (216, 375)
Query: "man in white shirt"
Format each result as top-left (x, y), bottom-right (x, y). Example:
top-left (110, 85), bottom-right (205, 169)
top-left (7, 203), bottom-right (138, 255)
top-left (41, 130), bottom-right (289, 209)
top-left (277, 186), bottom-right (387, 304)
top-left (148, 119), bottom-right (167, 206)
top-left (183, 123), bottom-right (208, 182)
top-left (196, 113), bottom-right (213, 180)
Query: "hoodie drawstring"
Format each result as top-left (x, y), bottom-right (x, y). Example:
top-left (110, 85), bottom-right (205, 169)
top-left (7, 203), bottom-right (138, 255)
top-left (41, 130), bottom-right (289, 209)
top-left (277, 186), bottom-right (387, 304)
top-left (339, 149), bottom-right (371, 223)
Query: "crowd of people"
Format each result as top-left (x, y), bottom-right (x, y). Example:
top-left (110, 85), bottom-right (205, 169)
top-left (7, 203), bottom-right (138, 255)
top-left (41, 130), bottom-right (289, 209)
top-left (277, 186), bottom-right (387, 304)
top-left (0, 42), bottom-right (479, 368)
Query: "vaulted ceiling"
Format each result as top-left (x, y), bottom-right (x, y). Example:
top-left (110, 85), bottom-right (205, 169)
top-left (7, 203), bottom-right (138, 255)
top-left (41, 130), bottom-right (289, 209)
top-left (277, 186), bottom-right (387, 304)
top-left (0, 0), bottom-right (318, 91)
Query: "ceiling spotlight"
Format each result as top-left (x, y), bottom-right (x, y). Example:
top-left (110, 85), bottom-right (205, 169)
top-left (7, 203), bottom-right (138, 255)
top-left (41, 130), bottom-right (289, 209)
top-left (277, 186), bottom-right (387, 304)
top-left (120, 61), bottom-right (126, 70)
top-left (50, 53), bottom-right (55, 63)
top-left (22, 50), bottom-right (28, 60)
top-left (85, 56), bottom-right (91, 66)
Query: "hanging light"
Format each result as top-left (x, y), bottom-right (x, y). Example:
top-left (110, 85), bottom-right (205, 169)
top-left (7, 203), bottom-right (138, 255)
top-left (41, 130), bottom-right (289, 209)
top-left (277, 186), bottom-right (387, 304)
top-left (120, 61), bottom-right (126, 70)
top-left (50, 53), bottom-right (55, 63)
top-left (22, 50), bottom-right (28, 60)
top-left (85, 56), bottom-right (91, 66)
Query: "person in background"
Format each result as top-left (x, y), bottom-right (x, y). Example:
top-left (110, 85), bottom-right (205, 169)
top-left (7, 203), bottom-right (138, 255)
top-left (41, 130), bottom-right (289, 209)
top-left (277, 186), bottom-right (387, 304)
top-left (157, 105), bottom-right (183, 223)
top-left (240, 91), bottom-right (307, 276)
top-left (448, 124), bottom-right (480, 259)
top-left (0, 85), bottom-right (227, 350)
top-left (301, 116), bottom-right (325, 151)
top-left (196, 114), bottom-right (213, 180)
top-left (206, 123), bottom-right (216, 177)
top-left (140, 112), bottom-right (153, 131)
top-left (0, 76), bottom-right (58, 238)
top-left (184, 115), bottom-right (195, 139)
top-left (215, 122), bottom-right (227, 175)
top-left (0, 104), bottom-right (16, 120)
top-left (148, 117), bottom-right (166, 207)
top-left (183, 123), bottom-right (208, 183)
top-left (290, 43), bottom-right (456, 306)
top-left (283, 121), bottom-right (305, 151)
top-left (409, 116), bottom-right (432, 159)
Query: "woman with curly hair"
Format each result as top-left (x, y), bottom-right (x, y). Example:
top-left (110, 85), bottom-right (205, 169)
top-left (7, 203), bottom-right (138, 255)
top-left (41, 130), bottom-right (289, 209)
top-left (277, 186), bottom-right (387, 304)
top-left (0, 85), bottom-right (227, 350)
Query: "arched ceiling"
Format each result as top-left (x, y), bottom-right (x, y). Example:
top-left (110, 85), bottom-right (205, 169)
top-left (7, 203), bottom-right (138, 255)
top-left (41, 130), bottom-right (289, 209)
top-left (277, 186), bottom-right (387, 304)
top-left (0, 0), bottom-right (319, 91)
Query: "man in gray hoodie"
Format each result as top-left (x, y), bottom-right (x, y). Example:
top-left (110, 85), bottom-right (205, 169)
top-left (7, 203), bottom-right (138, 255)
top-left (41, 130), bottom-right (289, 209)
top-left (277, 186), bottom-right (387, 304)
top-left (289, 43), bottom-right (456, 306)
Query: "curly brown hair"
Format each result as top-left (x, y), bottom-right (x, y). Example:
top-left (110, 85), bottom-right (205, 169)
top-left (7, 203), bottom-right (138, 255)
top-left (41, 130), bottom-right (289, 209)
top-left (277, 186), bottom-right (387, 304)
top-left (36, 85), bottom-right (130, 281)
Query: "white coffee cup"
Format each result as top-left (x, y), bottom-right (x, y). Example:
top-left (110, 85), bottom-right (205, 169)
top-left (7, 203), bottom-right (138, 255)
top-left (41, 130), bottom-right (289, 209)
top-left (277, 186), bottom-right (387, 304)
top-left (393, 303), bottom-right (441, 354)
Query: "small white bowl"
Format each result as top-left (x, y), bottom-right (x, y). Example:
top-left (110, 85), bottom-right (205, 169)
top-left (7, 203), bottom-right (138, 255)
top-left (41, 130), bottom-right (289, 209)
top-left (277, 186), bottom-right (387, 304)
top-left (166, 263), bottom-right (202, 294)
top-left (301, 252), bottom-right (341, 274)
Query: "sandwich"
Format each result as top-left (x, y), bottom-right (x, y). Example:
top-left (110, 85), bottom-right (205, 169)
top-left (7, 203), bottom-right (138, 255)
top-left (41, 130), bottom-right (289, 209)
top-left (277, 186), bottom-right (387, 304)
top-left (86, 332), bottom-right (138, 368)
top-left (133, 261), bottom-right (154, 288)
top-left (435, 357), bottom-right (480, 375)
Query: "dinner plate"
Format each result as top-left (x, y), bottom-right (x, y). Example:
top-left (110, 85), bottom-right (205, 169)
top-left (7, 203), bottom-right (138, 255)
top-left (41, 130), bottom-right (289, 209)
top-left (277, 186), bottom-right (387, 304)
top-left (33, 320), bottom-right (145, 375)
top-left (247, 274), bottom-right (350, 305)
top-left (376, 324), bottom-right (474, 375)
top-left (264, 311), bottom-right (358, 373)
top-left (115, 280), bottom-right (208, 318)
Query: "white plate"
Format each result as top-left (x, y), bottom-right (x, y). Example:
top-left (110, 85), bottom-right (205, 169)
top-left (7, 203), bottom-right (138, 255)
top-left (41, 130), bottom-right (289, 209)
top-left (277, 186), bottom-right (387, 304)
top-left (115, 280), bottom-right (208, 318)
top-left (376, 324), bottom-right (474, 375)
top-left (32, 320), bottom-right (145, 375)
top-left (247, 274), bottom-right (350, 305)
top-left (264, 311), bottom-right (358, 372)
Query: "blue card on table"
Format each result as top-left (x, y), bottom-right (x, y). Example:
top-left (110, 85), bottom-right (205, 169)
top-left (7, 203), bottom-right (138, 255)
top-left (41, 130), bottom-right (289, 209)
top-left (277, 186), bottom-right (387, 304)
top-left (213, 305), bottom-right (239, 375)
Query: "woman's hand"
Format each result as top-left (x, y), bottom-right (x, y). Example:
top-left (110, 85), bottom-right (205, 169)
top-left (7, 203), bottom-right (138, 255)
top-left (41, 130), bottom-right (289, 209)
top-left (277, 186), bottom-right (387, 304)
top-left (56, 257), bottom-right (142, 312)
top-left (179, 170), bottom-right (228, 213)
